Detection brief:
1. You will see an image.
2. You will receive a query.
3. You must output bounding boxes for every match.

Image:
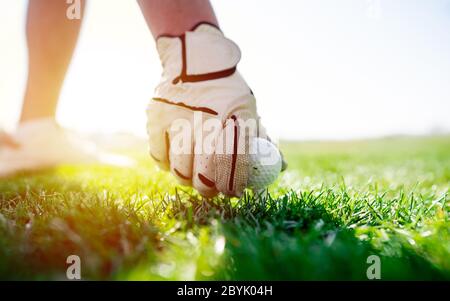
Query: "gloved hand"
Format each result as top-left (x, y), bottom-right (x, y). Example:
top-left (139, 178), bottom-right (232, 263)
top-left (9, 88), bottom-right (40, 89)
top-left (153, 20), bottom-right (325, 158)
top-left (147, 23), bottom-right (284, 197)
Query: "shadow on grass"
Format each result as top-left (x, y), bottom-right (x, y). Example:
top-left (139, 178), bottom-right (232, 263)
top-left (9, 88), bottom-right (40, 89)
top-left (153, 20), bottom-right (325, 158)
top-left (0, 167), bottom-right (161, 280)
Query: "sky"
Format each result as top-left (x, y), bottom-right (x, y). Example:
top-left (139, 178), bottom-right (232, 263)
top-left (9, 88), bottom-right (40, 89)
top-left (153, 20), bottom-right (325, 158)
top-left (0, 0), bottom-right (449, 140)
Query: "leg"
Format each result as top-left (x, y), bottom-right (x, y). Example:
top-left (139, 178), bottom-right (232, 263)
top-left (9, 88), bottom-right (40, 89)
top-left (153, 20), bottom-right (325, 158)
top-left (137, 0), bottom-right (218, 38)
top-left (20, 0), bottom-right (86, 123)
top-left (0, 0), bottom-right (134, 176)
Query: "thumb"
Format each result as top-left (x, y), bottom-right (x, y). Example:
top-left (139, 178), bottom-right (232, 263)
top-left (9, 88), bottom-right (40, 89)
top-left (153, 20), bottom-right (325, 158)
top-left (214, 110), bottom-right (258, 197)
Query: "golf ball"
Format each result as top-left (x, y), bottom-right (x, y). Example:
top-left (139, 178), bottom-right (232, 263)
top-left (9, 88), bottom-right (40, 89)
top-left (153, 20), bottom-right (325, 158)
top-left (247, 137), bottom-right (282, 190)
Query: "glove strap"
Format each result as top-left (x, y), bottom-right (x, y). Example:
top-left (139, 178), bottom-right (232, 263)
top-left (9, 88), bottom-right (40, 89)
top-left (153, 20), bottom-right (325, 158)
top-left (172, 34), bottom-right (237, 84)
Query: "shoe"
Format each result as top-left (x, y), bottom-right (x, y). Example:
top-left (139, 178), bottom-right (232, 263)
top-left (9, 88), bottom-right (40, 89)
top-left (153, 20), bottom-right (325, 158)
top-left (0, 118), bottom-right (134, 177)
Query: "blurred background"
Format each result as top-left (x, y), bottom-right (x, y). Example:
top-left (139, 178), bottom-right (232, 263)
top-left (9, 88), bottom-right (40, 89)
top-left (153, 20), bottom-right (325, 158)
top-left (0, 0), bottom-right (449, 141)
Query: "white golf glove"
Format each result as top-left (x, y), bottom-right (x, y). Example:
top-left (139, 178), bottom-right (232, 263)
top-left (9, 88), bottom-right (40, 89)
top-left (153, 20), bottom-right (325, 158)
top-left (147, 24), bottom-right (284, 197)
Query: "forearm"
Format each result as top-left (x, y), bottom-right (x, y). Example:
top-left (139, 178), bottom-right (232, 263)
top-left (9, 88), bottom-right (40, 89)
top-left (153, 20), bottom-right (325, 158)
top-left (137, 0), bottom-right (219, 39)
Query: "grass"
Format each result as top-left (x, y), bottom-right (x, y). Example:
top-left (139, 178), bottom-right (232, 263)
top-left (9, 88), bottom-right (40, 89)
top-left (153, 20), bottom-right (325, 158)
top-left (0, 135), bottom-right (449, 280)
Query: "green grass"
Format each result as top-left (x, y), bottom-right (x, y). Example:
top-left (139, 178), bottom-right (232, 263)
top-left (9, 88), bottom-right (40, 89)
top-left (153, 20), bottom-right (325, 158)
top-left (0, 136), bottom-right (449, 280)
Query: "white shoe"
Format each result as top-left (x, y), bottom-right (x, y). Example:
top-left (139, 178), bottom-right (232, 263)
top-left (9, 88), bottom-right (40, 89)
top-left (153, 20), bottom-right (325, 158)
top-left (0, 118), bottom-right (134, 177)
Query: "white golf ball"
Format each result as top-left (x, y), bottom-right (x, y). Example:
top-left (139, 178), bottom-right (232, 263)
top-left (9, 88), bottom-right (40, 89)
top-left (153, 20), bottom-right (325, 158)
top-left (247, 137), bottom-right (282, 190)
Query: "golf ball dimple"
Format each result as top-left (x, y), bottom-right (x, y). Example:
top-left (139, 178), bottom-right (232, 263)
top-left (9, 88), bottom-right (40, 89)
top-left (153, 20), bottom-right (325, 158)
top-left (247, 137), bottom-right (282, 190)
